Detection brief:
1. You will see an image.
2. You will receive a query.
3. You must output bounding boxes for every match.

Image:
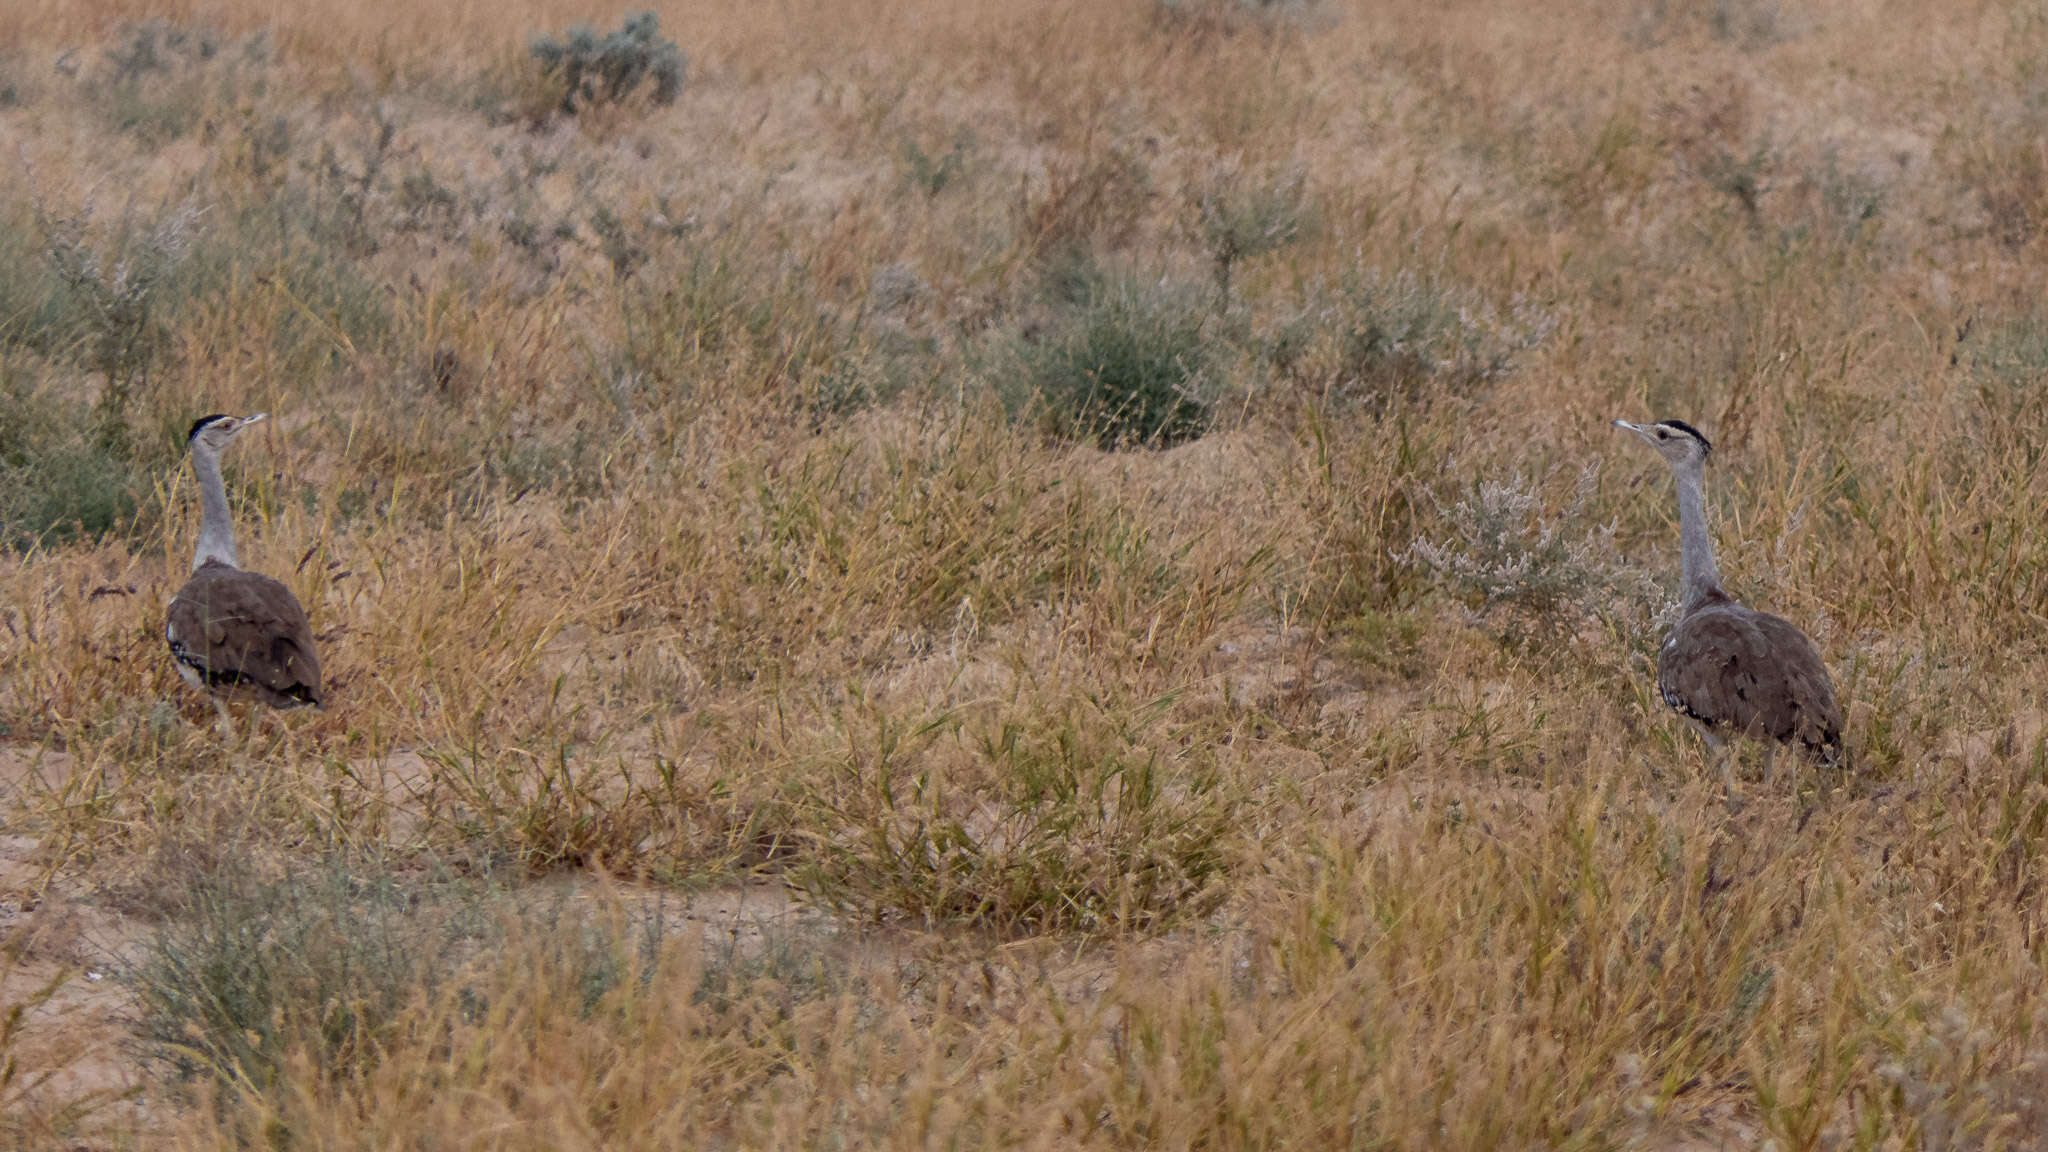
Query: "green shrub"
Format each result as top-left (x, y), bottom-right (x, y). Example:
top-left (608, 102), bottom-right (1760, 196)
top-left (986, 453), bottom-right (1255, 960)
top-left (2, 194), bottom-right (203, 450)
top-left (0, 440), bottom-right (139, 550)
top-left (0, 356), bottom-right (161, 552)
top-left (530, 12), bottom-right (686, 115)
top-left (1012, 272), bottom-right (1219, 450)
top-left (901, 133), bottom-right (971, 199)
top-left (1288, 268), bottom-right (1553, 414)
top-left (1189, 159), bottom-right (1315, 310)
top-left (0, 162), bottom-right (390, 478)
top-left (92, 22), bottom-right (269, 146)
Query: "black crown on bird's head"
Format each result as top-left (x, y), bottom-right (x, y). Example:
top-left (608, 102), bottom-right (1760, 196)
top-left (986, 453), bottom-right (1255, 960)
top-left (1652, 419), bottom-right (1711, 458)
top-left (187, 414), bottom-right (232, 443)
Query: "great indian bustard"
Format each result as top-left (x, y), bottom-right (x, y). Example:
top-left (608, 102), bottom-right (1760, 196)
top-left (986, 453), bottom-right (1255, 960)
top-left (1613, 419), bottom-right (1841, 794)
top-left (165, 414), bottom-right (323, 733)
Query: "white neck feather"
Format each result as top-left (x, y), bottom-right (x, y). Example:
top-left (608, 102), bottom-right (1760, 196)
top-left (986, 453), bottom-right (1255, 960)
top-left (1673, 457), bottom-right (1721, 607)
top-left (191, 445), bottom-right (239, 570)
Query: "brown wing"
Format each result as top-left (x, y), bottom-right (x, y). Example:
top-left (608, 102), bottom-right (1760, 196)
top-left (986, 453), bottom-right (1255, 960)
top-left (1658, 599), bottom-right (1840, 761)
top-left (166, 561), bottom-right (323, 708)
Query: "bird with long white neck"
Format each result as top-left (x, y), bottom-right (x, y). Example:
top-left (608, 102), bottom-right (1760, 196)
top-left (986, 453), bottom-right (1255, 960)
top-left (1613, 418), bottom-right (1840, 794)
top-left (165, 414), bottom-right (322, 731)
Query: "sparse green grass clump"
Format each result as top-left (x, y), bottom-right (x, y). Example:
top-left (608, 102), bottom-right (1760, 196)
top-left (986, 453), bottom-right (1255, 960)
top-left (900, 134), bottom-right (972, 199)
top-left (0, 929), bottom-right (107, 1144)
top-left (791, 693), bottom-right (1240, 931)
top-left (94, 20), bottom-right (219, 142)
top-left (0, 58), bottom-right (24, 109)
top-left (132, 856), bottom-right (498, 1090)
top-left (90, 20), bottom-right (269, 145)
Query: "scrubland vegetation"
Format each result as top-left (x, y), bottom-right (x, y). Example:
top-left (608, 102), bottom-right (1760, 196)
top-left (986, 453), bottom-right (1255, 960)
top-left (3, 0), bottom-right (2048, 1145)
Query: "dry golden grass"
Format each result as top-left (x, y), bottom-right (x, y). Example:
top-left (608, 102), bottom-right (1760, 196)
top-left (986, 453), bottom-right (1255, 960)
top-left (5, 0), bottom-right (2048, 1146)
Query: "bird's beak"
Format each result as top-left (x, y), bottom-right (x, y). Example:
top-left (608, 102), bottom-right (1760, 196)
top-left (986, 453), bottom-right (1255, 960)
top-left (236, 413), bottom-right (268, 435)
top-left (1612, 419), bottom-right (1654, 444)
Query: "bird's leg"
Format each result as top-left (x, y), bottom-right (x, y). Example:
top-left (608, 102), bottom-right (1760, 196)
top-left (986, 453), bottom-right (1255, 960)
top-left (211, 698), bottom-right (237, 744)
top-left (1711, 739), bottom-right (1737, 799)
top-left (1762, 745), bottom-right (1779, 791)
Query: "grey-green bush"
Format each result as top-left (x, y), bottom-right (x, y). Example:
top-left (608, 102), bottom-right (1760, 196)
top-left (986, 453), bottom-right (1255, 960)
top-left (1322, 268), bottom-right (1553, 413)
top-left (530, 12), bottom-right (686, 115)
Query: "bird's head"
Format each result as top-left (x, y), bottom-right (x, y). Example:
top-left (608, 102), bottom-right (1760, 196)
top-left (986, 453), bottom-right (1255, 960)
top-left (186, 412), bottom-right (267, 455)
top-left (1612, 418), bottom-right (1711, 469)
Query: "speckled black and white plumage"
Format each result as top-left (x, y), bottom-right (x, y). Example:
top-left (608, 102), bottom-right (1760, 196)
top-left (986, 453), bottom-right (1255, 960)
top-left (1656, 590), bottom-right (1840, 764)
top-left (167, 559), bottom-right (323, 709)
